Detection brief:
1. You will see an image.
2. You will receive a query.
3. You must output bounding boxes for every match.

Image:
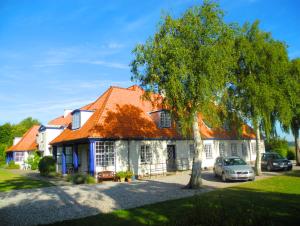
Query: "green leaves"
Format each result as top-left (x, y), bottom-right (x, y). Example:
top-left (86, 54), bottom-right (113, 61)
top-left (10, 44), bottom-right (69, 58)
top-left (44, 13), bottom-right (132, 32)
top-left (131, 1), bottom-right (235, 134)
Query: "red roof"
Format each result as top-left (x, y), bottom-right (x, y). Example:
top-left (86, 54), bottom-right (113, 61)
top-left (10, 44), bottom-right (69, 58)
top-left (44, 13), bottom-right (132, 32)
top-left (50, 85), bottom-right (255, 144)
top-left (6, 125), bottom-right (39, 152)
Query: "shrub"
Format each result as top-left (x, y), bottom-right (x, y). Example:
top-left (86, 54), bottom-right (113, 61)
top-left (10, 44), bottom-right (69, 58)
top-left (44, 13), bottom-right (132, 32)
top-left (86, 175), bottom-right (96, 184)
top-left (273, 148), bottom-right (287, 158)
top-left (286, 149), bottom-right (295, 160)
top-left (125, 170), bottom-right (133, 179)
top-left (6, 161), bottom-right (20, 169)
top-left (266, 138), bottom-right (289, 158)
top-left (25, 151), bottom-right (41, 170)
top-left (68, 173), bottom-right (96, 184)
top-left (116, 171), bottom-right (126, 179)
top-left (72, 174), bottom-right (86, 184)
top-left (38, 156), bottom-right (56, 176)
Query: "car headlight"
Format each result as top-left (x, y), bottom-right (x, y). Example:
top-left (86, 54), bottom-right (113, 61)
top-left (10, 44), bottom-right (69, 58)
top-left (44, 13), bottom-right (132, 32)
top-left (249, 170), bottom-right (254, 173)
top-left (273, 162), bottom-right (279, 166)
top-left (288, 162), bottom-right (292, 165)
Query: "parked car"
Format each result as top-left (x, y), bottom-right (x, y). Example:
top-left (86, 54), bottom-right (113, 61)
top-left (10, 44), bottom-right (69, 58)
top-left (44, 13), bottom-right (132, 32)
top-left (261, 152), bottom-right (293, 171)
top-left (213, 156), bottom-right (255, 182)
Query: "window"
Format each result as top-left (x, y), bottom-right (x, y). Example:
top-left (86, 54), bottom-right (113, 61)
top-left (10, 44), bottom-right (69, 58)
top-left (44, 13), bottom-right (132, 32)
top-left (57, 147), bottom-right (62, 165)
top-left (95, 141), bottom-right (114, 167)
top-left (72, 112), bottom-right (80, 129)
top-left (205, 144), bottom-right (213, 159)
top-left (15, 152), bottom-right (24, 162)
top-left (65, 147), bottom-right (73, 167)
top-left (189, 144), bottom-right (195, 159)
top-left (160, 111), bottom-right (171, 128)
top-left (242, 143), bottom-right (247, 156)
top-left (140, 145), bottom-right (152, 163)
top-left (231, 143), bottom-right (238, 156)
top-left (251, 143), bottom-right (256, 154)
top-left (219, 143), bottom-right (225, 157)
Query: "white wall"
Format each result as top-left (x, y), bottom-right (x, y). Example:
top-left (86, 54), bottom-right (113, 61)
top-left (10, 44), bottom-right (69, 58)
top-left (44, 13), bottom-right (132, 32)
top-left (80, 111), bottom-right (93, 127)
top-left (13, 151), bottom-right (32, 169)
top-left (37, 127), bottom-right (64, 156)
top-left (113, 139), bottom-right (264, 177)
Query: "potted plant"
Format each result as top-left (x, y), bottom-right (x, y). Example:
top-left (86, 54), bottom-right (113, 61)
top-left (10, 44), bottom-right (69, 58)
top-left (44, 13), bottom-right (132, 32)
top-left (125, 171), bottom-right (133, 183)
top-left (116, 171), bottom-right (126, 182)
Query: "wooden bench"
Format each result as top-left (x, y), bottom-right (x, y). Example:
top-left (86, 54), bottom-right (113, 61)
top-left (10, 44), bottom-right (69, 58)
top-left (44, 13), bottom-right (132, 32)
top-left (97, 171), bottom-right (116, 182)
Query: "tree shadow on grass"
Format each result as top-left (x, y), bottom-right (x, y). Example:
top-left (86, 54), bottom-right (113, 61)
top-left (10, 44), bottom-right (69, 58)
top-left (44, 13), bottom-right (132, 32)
top-left (40, 176), bottom-right (300, 226)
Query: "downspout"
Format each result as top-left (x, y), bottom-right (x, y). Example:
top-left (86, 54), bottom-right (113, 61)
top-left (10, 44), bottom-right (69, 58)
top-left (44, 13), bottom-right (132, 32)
top-left (127, 140), bottom-right (130, 171)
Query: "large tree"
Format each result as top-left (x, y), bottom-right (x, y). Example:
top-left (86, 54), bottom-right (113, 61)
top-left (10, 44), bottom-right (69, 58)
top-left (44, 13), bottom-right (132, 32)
top-left (233, 21), bottom-right (289, 175)
top-left (131, 1), bottom-right (235, 188)
top-left (286, 59), bottom-right (300, 165)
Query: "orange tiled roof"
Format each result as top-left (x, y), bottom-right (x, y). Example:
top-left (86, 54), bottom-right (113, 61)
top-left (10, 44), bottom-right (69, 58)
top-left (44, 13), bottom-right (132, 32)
top-left (6, 125), bottom-right (39, 152)
top-left (50, 85), bottom-right (256, 144)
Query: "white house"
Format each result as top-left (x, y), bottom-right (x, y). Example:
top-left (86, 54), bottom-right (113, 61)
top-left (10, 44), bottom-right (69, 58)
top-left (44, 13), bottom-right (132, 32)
top-left (49, 85), bottom-right (264, 177)
top-left (6, 125), bottom-right (40, 169)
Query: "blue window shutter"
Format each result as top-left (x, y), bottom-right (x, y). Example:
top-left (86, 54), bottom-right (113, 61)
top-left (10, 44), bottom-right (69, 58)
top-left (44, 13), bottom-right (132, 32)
top-left (62, 147), bottom-right (67, 174)
top-left (89, 141), bottom-right (95, 176)
top-left (73, 144), bottom-right (79, 172)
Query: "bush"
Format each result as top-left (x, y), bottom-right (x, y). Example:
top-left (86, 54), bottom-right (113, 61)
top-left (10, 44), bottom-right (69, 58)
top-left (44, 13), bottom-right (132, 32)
top-left (125, 171), bottom-right (133, 179)
top-left (68, 173), bottom-right (96, 184)
top-left (6, 161), bottom-right (20, 169)
top-left (273, 148), bottom-right (287, 158)
top-left (38, 156), bottom-right (56, 176)
top-left (266, 138), bottom-right (289, 158)
top-left (116, 171), bottom-right (126, 179)
top-left (25, 151), bottom-right (41, 170)
top-left (287, 149), bottom-right (296, 160)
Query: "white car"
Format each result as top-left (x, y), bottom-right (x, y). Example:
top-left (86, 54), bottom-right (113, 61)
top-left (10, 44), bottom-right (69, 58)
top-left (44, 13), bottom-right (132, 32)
top-left (213, 156), bottom-right (255, 182)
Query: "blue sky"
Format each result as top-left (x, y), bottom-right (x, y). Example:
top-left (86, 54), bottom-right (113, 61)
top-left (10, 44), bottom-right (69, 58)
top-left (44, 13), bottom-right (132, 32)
top-left (0, 0), bottom-right (299, 141)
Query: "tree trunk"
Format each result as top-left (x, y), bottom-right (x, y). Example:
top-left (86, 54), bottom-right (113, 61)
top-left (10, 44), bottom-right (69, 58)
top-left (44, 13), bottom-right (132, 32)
top-left (255, 125), bottom-right (262, 176)
top-left (186, 112), bottom-right (203, 189)
top-left (295, 134), bottom-right (300, 166)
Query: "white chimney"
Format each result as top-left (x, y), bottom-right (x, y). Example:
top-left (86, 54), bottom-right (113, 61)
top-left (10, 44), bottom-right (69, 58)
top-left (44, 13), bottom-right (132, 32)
top-left (13, 137), bottom-right (22, 145)
top-left (64, 109), bottom-right (72, 118)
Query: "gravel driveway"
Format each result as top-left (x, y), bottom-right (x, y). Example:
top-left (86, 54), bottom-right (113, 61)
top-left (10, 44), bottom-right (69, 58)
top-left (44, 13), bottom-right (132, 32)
top-left (0, 169), bottom-right (292, 226)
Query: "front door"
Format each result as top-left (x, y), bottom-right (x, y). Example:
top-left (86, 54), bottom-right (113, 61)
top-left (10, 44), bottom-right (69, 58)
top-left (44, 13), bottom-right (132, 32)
top-left (166, 145), bottom-right (176, 172)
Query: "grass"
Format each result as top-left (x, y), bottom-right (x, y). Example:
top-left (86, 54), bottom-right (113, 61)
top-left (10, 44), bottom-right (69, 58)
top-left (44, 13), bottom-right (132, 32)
top-left (47, 170), bottom-right (300, 226)
top-left (0, 168), bottom-right (53, 192)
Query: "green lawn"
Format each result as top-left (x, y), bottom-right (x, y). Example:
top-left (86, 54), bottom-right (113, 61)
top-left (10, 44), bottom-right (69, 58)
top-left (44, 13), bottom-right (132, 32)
top-left (0, 168), bottom-right (53, 192)
top-left (47, 171), bottom-right (300, 226)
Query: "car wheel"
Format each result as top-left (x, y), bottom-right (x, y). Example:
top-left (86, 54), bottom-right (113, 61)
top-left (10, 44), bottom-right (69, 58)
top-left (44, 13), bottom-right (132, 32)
top-left (250, 177), bottom-right (255, 181)
top-left (222, 173), bottom-right (227, 182)
top-left (267, 164), bottom-right (272, 172)
top-left (213, 169), bottom-right (218, 177)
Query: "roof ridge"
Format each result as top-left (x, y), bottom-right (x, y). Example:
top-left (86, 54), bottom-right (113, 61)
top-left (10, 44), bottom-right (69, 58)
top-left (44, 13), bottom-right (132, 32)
top-left (88, 87), bottom-right (114, 137)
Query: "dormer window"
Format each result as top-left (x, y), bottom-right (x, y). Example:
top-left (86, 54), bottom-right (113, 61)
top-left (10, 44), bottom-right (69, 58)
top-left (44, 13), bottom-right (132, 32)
top-left (160, 111), bottom-right (171, 128)
top-left (72, 112), bottom-right (80, 130)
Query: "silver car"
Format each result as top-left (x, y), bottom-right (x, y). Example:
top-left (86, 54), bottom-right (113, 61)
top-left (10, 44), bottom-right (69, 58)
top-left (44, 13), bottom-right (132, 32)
top-left (213, 156), bottom-right (255, 182)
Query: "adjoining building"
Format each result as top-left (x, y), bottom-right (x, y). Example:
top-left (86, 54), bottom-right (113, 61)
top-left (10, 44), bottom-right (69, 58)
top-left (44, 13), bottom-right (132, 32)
top-left (6, 125), bottom-right (40, 169)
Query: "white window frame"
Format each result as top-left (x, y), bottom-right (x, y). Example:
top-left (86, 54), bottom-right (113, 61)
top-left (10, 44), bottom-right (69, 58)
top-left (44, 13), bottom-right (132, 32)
top-left (219, 142), bottom-right (225, 157)
top-left (95, 141), bottom-right (115, 167)
top-left (159, 111), bottom-right (171, 128)
top-left (231, 143), bottom-right (238, 156)
top-left (72, 112), bottom-right (81, 130)
top-left (205, 144), bottom-right (213, 159)
top-left (15, 152), bottom-right (25, 162)
top-left (140, 145), bottom-right (152, 164)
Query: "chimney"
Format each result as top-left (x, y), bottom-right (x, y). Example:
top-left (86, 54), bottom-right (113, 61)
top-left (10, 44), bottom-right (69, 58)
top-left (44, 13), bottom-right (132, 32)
top-left (64, 109), bottom-right (72, 118)
top-left (13, 137), bottom-right (22, 145)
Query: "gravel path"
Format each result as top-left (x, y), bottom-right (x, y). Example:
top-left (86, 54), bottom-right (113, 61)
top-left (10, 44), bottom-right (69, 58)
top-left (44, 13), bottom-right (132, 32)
top-left (0, 169), bottom-right (294, 226)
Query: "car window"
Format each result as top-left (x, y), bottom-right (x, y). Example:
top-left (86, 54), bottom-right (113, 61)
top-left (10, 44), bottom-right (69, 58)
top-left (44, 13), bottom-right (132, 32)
top-left (272, 153), bottom-right (284, 160)
top-left (224, 158), bottom-right (247, 166)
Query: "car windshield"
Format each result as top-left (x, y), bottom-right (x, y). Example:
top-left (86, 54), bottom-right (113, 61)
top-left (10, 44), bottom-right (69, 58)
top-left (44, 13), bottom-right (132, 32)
top-left (268, 153), bottom-right (284, 160)
top-left (224, 158), bottom-right (247, 166)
